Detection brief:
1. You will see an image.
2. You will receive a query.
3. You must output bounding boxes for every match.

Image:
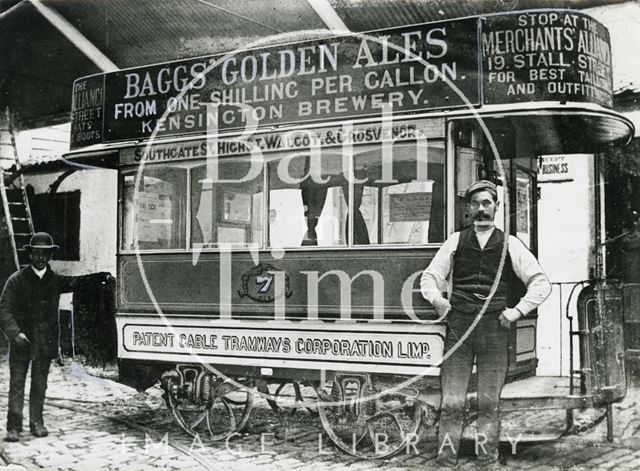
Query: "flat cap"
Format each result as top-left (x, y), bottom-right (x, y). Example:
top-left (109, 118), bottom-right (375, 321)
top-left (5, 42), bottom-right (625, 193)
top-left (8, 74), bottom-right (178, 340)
top-left (464, 180), bottom-right (497, 199)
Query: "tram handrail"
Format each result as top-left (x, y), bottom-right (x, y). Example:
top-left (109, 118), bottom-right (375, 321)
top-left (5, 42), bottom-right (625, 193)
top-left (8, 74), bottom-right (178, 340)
top-left (548, 280), bottom-right (590, 396)
top-left (548, 279), bottom-right (619, 397)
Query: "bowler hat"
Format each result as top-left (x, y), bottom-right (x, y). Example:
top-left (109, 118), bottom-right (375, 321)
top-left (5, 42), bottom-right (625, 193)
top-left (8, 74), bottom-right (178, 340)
top-left (465, 180), bottom-right (497, 199)
top-left (23, 232), bottom-right (59, 251)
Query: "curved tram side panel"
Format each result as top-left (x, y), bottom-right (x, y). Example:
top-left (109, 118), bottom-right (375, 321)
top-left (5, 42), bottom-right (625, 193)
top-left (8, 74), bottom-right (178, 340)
top-left (65, 8), bottom-right (634, 459)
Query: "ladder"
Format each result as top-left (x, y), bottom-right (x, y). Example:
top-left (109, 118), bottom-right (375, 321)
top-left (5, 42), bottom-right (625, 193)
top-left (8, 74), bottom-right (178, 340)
top-left (0, 108), bottom-right (35, 270)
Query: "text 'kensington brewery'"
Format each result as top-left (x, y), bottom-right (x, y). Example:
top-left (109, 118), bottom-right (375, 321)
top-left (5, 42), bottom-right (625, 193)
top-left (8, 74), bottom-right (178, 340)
top-left (70, 10), bottom-right (612, 148)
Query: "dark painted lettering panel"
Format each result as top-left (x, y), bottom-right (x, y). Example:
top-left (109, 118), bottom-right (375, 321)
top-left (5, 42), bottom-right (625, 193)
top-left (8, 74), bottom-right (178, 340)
top-left (99, 19), bottom-right (477, 144)
top-left (482, 11), bottom-right (612, 107)
top-left (69, 11), bottom-right (615, 150)
top-left (70, 74), bottom-right (105, 148)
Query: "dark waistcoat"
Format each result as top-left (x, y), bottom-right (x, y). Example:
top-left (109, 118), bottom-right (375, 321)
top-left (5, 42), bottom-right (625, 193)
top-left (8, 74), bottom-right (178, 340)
top-left (450, 226), bottom-right (517, 315)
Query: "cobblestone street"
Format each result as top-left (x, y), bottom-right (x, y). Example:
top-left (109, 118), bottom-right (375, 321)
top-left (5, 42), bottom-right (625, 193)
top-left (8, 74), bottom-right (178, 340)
top-left (0, 361), bottom-right (638, 470)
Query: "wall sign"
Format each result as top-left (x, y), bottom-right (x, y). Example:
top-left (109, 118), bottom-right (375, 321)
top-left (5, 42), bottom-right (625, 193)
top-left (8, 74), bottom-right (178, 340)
top-left (71, 74), bottom-right (104, 148)
top-left (537, 155), bottom-right (574, 182)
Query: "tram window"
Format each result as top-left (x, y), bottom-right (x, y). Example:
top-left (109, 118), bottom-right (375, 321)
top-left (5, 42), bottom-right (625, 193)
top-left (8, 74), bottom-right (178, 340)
top-left (268, 154), bottom-right (347, 247)
top-left (190, 161), bottom-right (263, 248)
top-left (355, 141), bottom-right (445, 244)
top-left (121, 166), bottom-right (187, 250)
top-left (515, 171), bottom-right (533, 248)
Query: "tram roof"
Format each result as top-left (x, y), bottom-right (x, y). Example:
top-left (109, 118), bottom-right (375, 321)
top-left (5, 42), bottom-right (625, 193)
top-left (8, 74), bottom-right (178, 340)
top-left (0, 0), bottom-right (632, 131)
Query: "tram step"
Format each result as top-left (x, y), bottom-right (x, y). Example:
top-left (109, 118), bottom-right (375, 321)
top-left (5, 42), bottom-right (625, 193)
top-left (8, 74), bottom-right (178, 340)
top-left (466, 420), bottom-right (570, 443)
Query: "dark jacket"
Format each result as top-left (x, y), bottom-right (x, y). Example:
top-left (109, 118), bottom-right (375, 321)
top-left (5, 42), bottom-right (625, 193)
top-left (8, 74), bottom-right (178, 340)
top-left (0, 265), bottom-right (104, 360)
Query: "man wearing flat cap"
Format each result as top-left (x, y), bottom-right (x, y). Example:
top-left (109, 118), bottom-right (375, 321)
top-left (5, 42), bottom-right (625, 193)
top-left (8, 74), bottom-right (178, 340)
top-left (421, 181), bottom-right (551, 467)
top-left (0, 232), bottom-right (110, 442)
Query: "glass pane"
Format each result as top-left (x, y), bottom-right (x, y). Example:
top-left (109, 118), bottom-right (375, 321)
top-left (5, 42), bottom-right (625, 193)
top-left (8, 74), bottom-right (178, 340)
top-left (356, 141), bottom-right (445, 244)
top-left (454, 146), bottom-right (484, 230)
top-left (360, 186), bottom-right (379, 244)
top-left (268, 154), bottom-right (347, 247)
top-left (190, 160), bottom-right (263, 248)
top-left (121, 166), bottom-right (187, 250)
top-left (515, 169), bottom-right (533, 248)
top-left (494, 183), bottom-right (505, 232)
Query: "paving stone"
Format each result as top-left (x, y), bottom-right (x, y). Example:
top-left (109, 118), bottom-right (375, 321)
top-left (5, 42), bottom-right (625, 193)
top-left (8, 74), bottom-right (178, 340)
top-left (34, 454), bottom-right (78, 468)
top-left (348, 460), bottom-right (382, 469)
top-left (562, 445), bottom-right (617, 466)
top-left (251, 455), bottom-right (276, 465)
top-left (618, 459), bottom-right (640, 470)
top-left (270, 457), bottom-right (305, 466)
top-left (106, 464), bottom-right (144, 471)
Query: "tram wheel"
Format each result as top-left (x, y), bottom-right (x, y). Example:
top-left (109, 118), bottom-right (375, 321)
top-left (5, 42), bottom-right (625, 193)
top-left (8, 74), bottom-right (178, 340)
top-left (315, 373), bottom-right (423, 459)
top-left (257, 381), bottom-right (317, 415)
top-left (163, 374), bottom-right (254, 442)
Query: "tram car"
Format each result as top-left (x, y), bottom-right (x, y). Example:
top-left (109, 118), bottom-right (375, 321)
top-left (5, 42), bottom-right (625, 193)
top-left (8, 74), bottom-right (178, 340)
top-left (65, 8), bottom-right (633, 457)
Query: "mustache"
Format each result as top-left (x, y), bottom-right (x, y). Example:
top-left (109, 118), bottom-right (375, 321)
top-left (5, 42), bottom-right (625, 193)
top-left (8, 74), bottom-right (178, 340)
top-left (474, 213), bottom-right (491, 220)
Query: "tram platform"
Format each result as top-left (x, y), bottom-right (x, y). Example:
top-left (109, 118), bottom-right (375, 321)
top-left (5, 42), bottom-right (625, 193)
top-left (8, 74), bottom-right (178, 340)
top-left (470, 376), bottom-right (608, 443)
top-left (500, 375), bottom-right (571, 399)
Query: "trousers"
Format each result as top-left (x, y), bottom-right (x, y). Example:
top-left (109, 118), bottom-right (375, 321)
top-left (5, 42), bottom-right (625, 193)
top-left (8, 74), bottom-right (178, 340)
top-left (6, 357), bottom-right (51, 431)
top-left (437, 310), bottom-right (510, 464)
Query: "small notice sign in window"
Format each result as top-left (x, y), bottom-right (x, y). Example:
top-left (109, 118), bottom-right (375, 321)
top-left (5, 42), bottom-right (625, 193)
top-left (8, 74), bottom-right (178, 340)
top-left (389, 192), bottom-right (432, 222)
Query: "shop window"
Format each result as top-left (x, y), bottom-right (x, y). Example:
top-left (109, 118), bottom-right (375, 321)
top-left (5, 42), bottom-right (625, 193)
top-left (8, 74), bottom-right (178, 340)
top-left (190, 160), bottom-right (263, 248)
top-left (121, 166), bottom-right (187, 250)
top-left (31, 191), bottom-right (80, 261)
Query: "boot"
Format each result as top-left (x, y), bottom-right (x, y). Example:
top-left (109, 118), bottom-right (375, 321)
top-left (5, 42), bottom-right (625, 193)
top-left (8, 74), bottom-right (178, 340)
top-left (30, 423), bottom-right (48, 437)
top-left (4, 429), bottom-right (20, 442)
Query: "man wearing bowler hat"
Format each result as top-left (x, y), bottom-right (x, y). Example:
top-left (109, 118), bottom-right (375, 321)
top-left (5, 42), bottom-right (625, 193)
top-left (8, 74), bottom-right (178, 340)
top-left (0, 232), bottom-right (110, 442)
top-left (421, 181), bottom-right (551, 467)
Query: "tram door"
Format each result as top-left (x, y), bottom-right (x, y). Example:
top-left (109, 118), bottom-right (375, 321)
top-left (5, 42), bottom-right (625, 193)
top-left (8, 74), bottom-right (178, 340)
top-left (452, 119), bottom-right (539, 379)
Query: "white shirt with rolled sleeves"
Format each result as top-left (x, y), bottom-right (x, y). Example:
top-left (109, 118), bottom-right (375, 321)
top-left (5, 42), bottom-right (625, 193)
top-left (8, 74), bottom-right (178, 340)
top-left (420, 227), bottom-right (551, 316)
